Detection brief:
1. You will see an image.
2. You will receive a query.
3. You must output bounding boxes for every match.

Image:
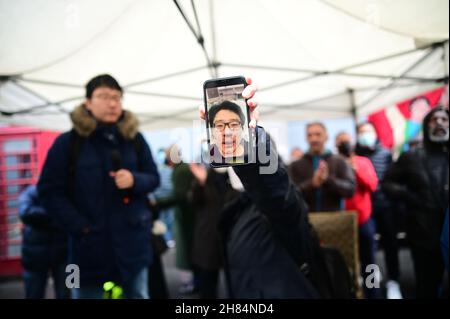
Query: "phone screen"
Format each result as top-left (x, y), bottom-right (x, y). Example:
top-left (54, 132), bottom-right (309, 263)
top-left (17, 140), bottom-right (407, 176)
top-left (203, 76), bottom-right (252, 167)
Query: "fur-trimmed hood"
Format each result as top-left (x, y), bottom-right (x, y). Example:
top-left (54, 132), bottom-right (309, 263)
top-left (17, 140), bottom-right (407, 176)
top-left (70, 104), bottom-right (139, 140)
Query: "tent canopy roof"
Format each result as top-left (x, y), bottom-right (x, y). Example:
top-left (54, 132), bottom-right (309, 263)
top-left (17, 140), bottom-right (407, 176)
top-left (0, 0), bottom-right (448, 131)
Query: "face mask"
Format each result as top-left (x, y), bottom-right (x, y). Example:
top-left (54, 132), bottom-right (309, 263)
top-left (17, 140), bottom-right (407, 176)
top-left (337, 142), bottom-right (352, 158)
top-left (156, 151), bottom-right (166, 164)
top-left (429, 126), bottom-right (449, 143)
top-left (358, 132), bottom-right (377, 148)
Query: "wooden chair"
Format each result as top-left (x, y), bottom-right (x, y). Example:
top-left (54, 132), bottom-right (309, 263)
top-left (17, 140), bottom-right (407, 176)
top-left (308, 211), bottom-right (364, 298)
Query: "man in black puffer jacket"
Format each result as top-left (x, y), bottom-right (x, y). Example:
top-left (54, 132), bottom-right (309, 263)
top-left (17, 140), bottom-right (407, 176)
top-left (200, 78), bottom-right (322, 298)
top-left (218, 126), bottom-right (320, 298)
top-left (383, 106), bottom-right (449, 299)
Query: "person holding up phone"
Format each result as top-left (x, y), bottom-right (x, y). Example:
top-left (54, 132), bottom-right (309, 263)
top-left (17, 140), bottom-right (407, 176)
top-left (199, 78), bottom-right (320, 299)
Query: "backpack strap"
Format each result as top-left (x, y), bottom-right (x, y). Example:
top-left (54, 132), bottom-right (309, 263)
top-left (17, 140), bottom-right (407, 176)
top-left (67, 129), bottom-right (85, 201)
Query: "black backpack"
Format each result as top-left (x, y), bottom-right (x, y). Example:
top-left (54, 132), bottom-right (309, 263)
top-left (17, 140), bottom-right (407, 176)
top-left (319, 245), bottom-right (354, 298)
top-left (300, 228), bottom-right (354, 299)
top-left (271, 204), bottom-right (354, 299)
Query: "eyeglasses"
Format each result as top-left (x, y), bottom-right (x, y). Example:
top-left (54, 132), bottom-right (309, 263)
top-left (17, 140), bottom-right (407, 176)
top-left (93, 93), bottom-right (122, 103)
top-left (213, 121), bottom-right (242, 132)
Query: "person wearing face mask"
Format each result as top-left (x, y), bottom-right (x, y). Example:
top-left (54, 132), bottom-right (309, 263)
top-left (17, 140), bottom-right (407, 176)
top-left (355, 122), bottom-right (403, 299)
top-left (335, 132), bottom-right (379, 299)
top-left (383, 106), bottom-right (449, 299)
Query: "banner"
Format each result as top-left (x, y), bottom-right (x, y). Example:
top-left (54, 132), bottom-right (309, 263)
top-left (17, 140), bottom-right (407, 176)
top-left (368, 86), bottom-right (449, 158)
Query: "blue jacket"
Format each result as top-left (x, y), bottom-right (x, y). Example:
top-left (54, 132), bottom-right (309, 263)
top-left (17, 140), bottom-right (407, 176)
top-left (38, 105), bottom-right (160, 285)
top-left (19, 185), bottom-right (68, 272)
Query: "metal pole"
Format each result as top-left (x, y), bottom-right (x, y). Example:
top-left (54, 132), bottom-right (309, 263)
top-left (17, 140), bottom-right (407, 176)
top-left (348, 88), bottom-right (358, 131)
top-left (443, 42), bottom-right (449, 84)
top-left (209, 0), bottom-right (219, 78)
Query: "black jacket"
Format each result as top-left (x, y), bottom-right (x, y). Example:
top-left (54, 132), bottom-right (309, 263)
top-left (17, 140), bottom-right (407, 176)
top-left (289, 152), bottom-right (355, 212)
top-left (383, 108), bottom-right (449, 252)
top-left (38, 105), bottom-right (160, 284)
top-left (191, 168), bottom-right (240, 271)
top-left (218, 127), bottom-right (319, 299)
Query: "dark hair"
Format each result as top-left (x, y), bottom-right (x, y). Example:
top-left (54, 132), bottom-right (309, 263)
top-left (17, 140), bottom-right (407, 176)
top-left (356, 121), bottom-right (375, 133)
top-left (208, 100), bottom-right (245, 128)
top-left (85, 74), bottom-right (123, 99)
top-left (306, 121), bottom-right (327, 133)
top-left (422, 105), bottom-right (449, 147)
top-left (335, 131), bottom-right (350, 140)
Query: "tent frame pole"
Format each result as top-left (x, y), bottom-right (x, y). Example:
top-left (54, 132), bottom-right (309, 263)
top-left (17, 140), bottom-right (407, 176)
top-left (348, 88), bottom-right (358, 127)
top-left (356, 45), bottom-right (439, 109)
top-left (443, 42), bottom-right (449, 84)
top-left (2, 37), bottom-right (448, 119)
top-left (123, 66), bottom-right (207, 88)
top-left (223, 63), bottom-right (444, 83)
top-left (225, 41), bottom-right (449, 92)
top-left (209, 0), bottom-right (219, 78)
top-left (0, 80), bottom-right (70, 116)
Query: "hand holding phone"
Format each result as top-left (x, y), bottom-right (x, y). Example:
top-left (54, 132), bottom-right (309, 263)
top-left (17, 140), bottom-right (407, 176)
top-left (200, 77), bottom-right (258, 127)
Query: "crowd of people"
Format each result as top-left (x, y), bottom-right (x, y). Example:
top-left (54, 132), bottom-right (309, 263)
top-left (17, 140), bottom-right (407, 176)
top-left (17, 74), bottom-right (448, 299)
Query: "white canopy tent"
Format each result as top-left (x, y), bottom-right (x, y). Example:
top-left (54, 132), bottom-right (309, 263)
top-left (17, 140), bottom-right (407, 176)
top-left (0, 0), bottom-right (448, 132)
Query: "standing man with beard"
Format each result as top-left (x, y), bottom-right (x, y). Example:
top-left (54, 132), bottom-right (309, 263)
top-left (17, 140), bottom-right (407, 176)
top-left (383, 106), bottom-right (449, 299)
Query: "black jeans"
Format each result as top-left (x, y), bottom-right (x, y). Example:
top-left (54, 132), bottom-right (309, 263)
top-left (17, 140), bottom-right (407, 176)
top-left (197, 267), bottom-right (220, 299)
top-left (359, 219), bottom-right (380, 299)
top-left (148, 253), bottom-right (169, 299)
top-left (373, 202), bottom-right (400, 281)
top-left (411, 245), bottom-right (445, 299)
top-left (23, 263), bottom-right (70, 299)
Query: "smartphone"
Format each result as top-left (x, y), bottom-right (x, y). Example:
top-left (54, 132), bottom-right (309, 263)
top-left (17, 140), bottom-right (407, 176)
top-left (203, 76), bottom-right (253, 167)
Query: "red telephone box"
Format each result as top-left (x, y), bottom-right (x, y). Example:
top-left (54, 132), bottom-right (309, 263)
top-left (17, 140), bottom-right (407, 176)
top-left (0, 126), bottom-right (59, 277)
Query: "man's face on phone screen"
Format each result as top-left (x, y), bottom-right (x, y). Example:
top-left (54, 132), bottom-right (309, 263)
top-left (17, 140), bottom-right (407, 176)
top-left (212, 109), bottom-right (244, 158)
